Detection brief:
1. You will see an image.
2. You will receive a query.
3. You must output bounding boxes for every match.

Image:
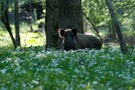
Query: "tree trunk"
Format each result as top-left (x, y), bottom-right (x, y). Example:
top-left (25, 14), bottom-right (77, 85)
top-left (14, 0), bottom-right (21, 47)
top-left (106, 0), bottom-right (127, 54)
top-left (0, 0), bottom-right (16, 48)
top-left (109, 21), bottom-right (117, 41)
top-left (28, 4), bottom-right (34, 32)
top-left (45, 0), bottom-right (58, 49)
top-left (58, 0), bottom-right (83, 33)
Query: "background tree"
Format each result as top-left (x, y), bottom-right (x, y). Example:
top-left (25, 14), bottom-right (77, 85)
top-left (106, 0), bottom-right (127, 54)
top-left (14, 0), bottom-right (21, 47)
top-left (82, 0), bottom-right (135, 46)
top-left (0, 0), bottom-right (45, 48)
top-left (0, 0), bottom-right (16, 48)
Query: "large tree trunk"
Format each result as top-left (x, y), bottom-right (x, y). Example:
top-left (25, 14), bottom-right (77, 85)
top-left (58, 0), bottom-right (83, 33)
top-left (106, 0), bottom-right (127, 54)
top-left (45, 0), bottom-right (83, 49)
top-left (45, 0), bottom-right (58, 49)
top-left (14, 0), bottom-right (21, 47)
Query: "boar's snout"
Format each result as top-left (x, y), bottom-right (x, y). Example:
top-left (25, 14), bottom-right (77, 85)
top-left (63, 38), bottom-right (76, 51)
top-left (64, 34), bottom-right (74, 44)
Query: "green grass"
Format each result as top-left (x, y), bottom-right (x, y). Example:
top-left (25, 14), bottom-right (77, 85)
top-left (0, 23), bottom-right (45, 47)
top-left (0, 47), bottom-right (135, 90)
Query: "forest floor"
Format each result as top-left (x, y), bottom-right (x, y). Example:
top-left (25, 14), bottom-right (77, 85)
top-left (0, 46), bottom-right (135, 89)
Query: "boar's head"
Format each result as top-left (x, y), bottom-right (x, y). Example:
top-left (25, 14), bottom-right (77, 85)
top-left (58, 28), bottom-right (77, 51)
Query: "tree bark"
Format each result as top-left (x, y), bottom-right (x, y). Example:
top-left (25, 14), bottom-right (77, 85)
top-left (45, 0), bottom-right (58, 49)
top-left (106, 0), bottom-right (127, 54)
top-left (58, 0), bottom-right (83, 33)
top-left (14, 0), bottom-right (21, 47)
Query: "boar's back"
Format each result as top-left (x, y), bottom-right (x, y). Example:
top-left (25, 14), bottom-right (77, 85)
top-left (75, 33), bottom-right (102, 49)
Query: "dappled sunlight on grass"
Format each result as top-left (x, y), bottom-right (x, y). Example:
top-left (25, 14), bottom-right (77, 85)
top-left (0, 30), bottom-right (13, 47)
top-left (21, 32), bottom-right (45, 47)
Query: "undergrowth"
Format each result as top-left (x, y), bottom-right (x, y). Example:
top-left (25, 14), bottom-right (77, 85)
top-left (0, 46), bottom-right (135, 90)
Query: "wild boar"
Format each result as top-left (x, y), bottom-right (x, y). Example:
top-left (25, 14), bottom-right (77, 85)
top-left (58, 28), bottom-right (102, 51)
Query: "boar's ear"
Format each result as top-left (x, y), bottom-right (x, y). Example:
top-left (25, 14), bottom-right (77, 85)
top-left (58, 28), bottom-right (65, 38)
top-left (72, 27), bottom-right (77, 35)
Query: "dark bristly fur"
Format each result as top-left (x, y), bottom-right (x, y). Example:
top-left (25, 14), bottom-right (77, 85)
top-left (58, 28), bottom-right (102, 51)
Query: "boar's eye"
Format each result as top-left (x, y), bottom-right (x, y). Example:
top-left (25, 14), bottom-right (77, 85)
top-left (64, 32), bottom-right (74, 39)
top-left (64, 33), bottom-right (69, 38)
